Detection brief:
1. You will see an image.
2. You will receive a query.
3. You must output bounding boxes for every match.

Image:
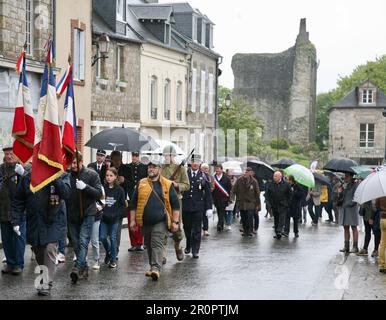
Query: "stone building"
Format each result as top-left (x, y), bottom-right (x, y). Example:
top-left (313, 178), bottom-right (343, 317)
top-left (56, 0), bottom-right (93, 164)
top-left (231, 18), bottom-right (317, 146)
top-left (329, 80), bottom-right (386, 165)
top-left (91, 0), bottom-right (143, 162)
top-left (0, 0), bottom-right (53, 159)
top-left (169, 2), bottom-right (220, 163)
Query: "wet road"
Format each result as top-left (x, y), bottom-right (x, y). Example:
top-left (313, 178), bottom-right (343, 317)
top-left (1, 204), bottom-right (385, 300)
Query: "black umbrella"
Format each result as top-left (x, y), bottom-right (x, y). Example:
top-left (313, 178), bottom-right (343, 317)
top-left (247, 160), bottom-right (274, 180)
top-left (323, 170), bottom-right (344, 182)
top-left (313, 172), bottom-right (331, 186)
top-left (85, 128), bottom-right (158, 152)
top-left (271, 158), bottom-right (297, 169)
top-left (323, 158), bottom-right (359, 174)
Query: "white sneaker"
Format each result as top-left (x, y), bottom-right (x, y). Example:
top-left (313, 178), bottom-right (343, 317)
top-left (73, 254), bottom-right (77, 262)
top-left (226, 225), bottom-right (232, 231)
top-left (57, 253), bottom-right (66, 263)
top-left (2, 257), bottom-right (6, 263)
top-left (92, 260), bottom-right (100, 270)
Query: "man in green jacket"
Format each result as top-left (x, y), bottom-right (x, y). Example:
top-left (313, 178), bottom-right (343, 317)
top-left (161, 145), bottom-right (190, 262)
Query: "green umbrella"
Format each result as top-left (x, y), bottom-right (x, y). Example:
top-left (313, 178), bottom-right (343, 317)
top-left (351, 166), bottom-right (373, 179)
top-left (284, 164), bottom-right (315, 188)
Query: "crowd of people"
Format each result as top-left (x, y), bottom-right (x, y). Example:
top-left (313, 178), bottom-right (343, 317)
top-left (1, 144), bottom-right (386, 297)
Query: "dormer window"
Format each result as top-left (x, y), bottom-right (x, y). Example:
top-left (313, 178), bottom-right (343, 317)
top-left (164, 23), bottom-right (171, 45)
top-left (192, 16), bottom-right (198, 41)
top-left (117, 0), bottom-right (124, 21)
top-left (201, 20), bottom-right (206, 46)
top-left (362, 89), bottom-right (373, 104)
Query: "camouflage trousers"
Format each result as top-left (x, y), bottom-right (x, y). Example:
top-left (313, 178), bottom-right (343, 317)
top-left (163, 198), bottom-right (184, 257)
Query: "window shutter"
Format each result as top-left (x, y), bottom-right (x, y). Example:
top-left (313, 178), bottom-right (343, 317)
top-left (200, 70), bottom-right (206, 113)
top-left (79, 30), bottom-right (85, 80)
top-left (208, 73), bottom-right (214, 114)
top-left (73, 29), bottom-right (79, 80)
top-left (191, 68), bottom-right (197, 112)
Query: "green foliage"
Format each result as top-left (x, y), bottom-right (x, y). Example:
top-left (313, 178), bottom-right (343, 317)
top-left (290, 144), bottom-right (304, 154)
top-left (218, 94), bottom-right (263, 157)
top-left (316, 55), bottom-right (386, 149)
top-left (218, 85), bottom-right (232, 108)
top-left (270, 138), bottom-right (289, 150)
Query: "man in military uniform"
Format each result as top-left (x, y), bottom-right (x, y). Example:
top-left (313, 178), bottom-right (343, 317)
top-left (127, 151), bottom-right (148, 252)
top-left (0, 146), bottom-right (26, 275)
top-left (87, 149), bottom-right (107, 184)
top-left (182, 154), bottom-right (213, 258)
top-left (161, 145), bottom-right (190, 262)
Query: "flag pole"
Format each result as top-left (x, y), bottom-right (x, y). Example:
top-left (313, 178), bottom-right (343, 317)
top-left (68, 53), bottom-right (84, 219)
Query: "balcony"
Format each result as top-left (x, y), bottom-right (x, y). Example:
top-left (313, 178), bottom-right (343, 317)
top-left (164, 109), bottom-right (170, 120)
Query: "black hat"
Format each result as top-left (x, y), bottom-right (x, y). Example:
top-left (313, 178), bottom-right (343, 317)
top-left (131, 151), bottom-right (140, 156)
top-left (96, 149), bottom-right (106, 156)
top-left (190, 154), bottom-right (202, 162)
top-left (2, 146), bottom-right (12, 152)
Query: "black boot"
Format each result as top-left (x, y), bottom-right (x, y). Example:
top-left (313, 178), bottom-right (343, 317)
top-left (339, 241), bottom-right (350, 253)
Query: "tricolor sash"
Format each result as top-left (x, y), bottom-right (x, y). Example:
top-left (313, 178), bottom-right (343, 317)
top-left (214, 175), bottom-right (229, 198)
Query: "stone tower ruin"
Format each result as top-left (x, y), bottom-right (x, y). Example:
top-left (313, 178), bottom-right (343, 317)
top-left (231, 18), bottom-right (317, 145)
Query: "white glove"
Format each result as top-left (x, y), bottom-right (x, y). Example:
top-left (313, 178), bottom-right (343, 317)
top-left (15, 163), bottom-right (24, 176)
top-left (206, 209), bottom-right (213, 218)
top-left (76, 179), bottom-right (87, 190)
top-left (13, 225), bottom-right (21, 236)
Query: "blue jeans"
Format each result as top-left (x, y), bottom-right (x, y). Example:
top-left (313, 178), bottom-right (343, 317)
top-left (99, 221), bottom-right (119, 263)
top-left (91, 220), bottom-right (101, 261)
top-left (68, 215), bottom-right (94, 269)
top-left (0, 219), bottom-right (26, 269)
top-left (225, 211), bottom-right (233, 225)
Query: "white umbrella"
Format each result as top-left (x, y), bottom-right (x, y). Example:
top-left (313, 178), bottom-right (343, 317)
top-left (354, 167), bottom-right (386, 204)
top-left (222, 161), bottom-right (243, 175)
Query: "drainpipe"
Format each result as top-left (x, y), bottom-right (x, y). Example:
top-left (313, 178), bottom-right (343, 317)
top-left (214, 55), bottom-right (223, 163)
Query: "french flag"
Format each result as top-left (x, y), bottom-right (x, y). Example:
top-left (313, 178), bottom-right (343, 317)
top-left (56, 63), bottom-right (71, 97)
top-left (61, 68), bottom-right (77, 168)
top-left (30, 40), bottom-right (64, 193)
top-left (12, 50), bottom-right (35, 164)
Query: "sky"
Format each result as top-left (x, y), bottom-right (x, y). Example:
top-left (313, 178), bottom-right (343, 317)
top-left (160, 0), bottom-right (386, 94)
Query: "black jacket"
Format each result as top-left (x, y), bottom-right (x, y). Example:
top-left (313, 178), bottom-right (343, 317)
top-left (0, 163), bottom-right (22, 223)
top-left (265, 180), bottom-right (292, 210)
top-left (212, 174), bottom-right (232, 207)
top-left (66, 167), bottom-right (103, 224)
top-left (87, 161), bottom-right (107, 184)
top-left (101, 184), bottom-right (126, 223)
top-left (12, 172), bottom-right (71, 246)
top-left (127, 162), bottom-right (148, 199)
top-left (182, 170), bottom-right (213, 213)
top-left (288, 183), bottom-right (307, 218)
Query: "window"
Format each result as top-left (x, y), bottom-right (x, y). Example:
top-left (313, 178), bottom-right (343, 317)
top-left (359, 123), bottom-right (375, 148)
top-left (208, 73), bottom-right (214, 114)
top-left (191, 68), bottom-right (197, 112)
top-left (115, 46), bottom-right (121, 81)
top-left (117, 0), bottom-right (124, 21)
top-left (96, 47), bottom-right (101, 79)
top-left (176, 81), bottom-right (183, 120)
top-left (362, 89), bottom-right (373, 104)
top-left (201, 21), bottom-right (206, 46)
top-left (73, 28), bottom-right (85, 81)
top-left (150, 76), bottom-right (158, 119)
top-left (164, 23), bottom-right (171, 45)
top-left (164, 79), bottom-right (171, 120)
top-left (200, 70), bottom-right (206, 113)
top-left (25, 0), bottom-right (33, 55)
top-left (192, 16), bottom-right (198, 41)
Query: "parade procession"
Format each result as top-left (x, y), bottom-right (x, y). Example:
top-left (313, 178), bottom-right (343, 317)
top-left (1, 0), bottom-right (386, 302)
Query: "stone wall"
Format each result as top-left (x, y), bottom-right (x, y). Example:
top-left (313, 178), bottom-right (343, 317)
top-left (231, 19), bottom-right (317, 145)
top-left (329, 108), bottom-right (385, 163)
top-left (91, 39), bottom-right (141, 123)
top-left (0, 0), bottom-right (53, 61)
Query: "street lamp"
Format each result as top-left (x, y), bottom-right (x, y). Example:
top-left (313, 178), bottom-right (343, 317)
top-left (92, 33), bottom-right (110, 67)
top-left (225, 94), bottom-right (232, 108)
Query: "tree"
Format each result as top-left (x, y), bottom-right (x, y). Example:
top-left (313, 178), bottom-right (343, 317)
top-left (218, 95), bottom-right (263, 157)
